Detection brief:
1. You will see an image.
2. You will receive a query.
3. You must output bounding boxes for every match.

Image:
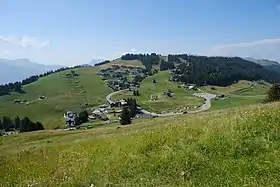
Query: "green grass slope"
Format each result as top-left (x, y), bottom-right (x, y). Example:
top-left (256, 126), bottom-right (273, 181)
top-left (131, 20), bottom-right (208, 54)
top-left (138, 71), bottom-right (203, 113)
top-left (0, 67), bottom-right (112, 129)
top-left (112, 71), bottom-right (204, 113)
top-left (202, 80), bottom-right (271, 110)
top-left (1, 102), bottom-right (280, 186)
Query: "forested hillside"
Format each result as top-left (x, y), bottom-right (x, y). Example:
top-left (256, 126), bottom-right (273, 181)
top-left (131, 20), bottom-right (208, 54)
top-left (121, 53), bottom-right (280, 86)
top-left (169, 55), bottom-right (280, 86)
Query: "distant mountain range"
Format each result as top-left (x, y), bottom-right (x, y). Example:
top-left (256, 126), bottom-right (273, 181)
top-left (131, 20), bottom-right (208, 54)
top-left (244, 57), bottom-right (280, 73)
top-left (0, 59), bottom-right (64, 84)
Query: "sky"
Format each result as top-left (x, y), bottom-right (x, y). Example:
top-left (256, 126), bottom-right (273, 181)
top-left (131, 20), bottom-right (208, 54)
top-left (1, 0), bottom-right (280, 66)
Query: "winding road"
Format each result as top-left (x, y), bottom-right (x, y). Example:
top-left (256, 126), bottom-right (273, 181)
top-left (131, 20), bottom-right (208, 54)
top-left (106, 88), bottom-right (217, 117)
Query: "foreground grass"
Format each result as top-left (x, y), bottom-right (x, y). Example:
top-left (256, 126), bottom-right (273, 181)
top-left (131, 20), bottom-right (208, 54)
top-left (1, 103), bottom-right (280, 186)
top-left (0, 67), bottom-right (112, 129)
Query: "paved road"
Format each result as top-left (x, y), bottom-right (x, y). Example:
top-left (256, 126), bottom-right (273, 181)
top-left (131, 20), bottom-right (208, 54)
top-left (106, 88), bottom-right (217, 117)
top-left (105, 89), bottom-right (128, 105)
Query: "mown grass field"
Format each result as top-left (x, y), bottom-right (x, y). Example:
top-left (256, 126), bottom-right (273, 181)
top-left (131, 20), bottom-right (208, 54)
top-left (202, 80), bottom-right (271, 110)
top-left (201, 80), bottom-right (255, 94)
top-left (0, 67), bottom-right (112, 129)
top-left (211, 95), bottom-right (265, 110)
top-left (1, 102), bottom-right (280, 186)
top-left (202, 80), bottom-right (271, 96)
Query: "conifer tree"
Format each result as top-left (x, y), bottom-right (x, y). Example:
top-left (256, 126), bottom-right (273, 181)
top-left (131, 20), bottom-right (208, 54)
top-left (120, 106), bottom-right (131, 125)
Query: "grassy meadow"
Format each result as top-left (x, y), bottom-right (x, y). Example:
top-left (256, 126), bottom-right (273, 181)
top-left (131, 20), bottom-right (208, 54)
top-left (112, 71), bottom-right (204, 113)
top-left (111, 73), bottom-right (271, 113)
top-left (202, 80), bottom-right (271, 110)
top-left (0, 67), bottom-right (112, 129)
top-left (1, 102), bottom-right (280, 186)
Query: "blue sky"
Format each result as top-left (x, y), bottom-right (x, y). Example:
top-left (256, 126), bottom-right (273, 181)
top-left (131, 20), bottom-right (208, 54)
top-left (1, 0), bottom-right (280, 65)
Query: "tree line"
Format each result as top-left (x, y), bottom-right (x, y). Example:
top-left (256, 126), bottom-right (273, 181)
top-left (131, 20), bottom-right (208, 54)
top-left (94, 60), bottom-right (111, 66)
top-left (121, 53), bottom-right (160, 70)
top-left (121, 53), bottom-right (280, 87)
top-left (160, 60), bottom-right (175, 71)
top-left (0, 65), bottom-right (88, 96)
top-left (168, 55), bottom-right (280, 86)
top-left (0, 116), bottom-right (44, 132)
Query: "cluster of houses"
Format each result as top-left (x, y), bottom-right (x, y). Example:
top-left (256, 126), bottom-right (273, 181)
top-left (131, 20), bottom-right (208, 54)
top-left (64, 99), bottom-right (129, 127)
top-left (98, 65), bottom-right (144, 91)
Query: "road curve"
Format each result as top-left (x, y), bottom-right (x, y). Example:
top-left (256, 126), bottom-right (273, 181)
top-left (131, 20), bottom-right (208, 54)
top-left (105, 88), bottom-right (217, 117)
top-left (105, 89), bottom-right (128, 105)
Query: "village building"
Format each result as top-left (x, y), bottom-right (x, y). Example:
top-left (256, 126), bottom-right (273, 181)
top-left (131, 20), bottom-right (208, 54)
top-left (92, 110), bottom-right (109, 121)
top-left (64, 110), bottom-right (76, 126)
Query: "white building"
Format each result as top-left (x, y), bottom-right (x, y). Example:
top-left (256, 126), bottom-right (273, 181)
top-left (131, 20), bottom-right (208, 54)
top-left (64, 110), bottom-right (76, 126)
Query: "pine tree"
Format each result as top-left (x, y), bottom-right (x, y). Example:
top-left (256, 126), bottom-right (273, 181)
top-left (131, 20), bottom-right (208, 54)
top-left (14, 116), bottom-right (21, 130)
top-left (35, 122), bottom-right (44, 130)
top-left (0, 119), bottom-right (2, 130)
top-left (75, 110), bottom-right (89, 125)
top-left (2, 116), bottom-right (13, 131)
top-left (266, 84), bottom-right (280, 102)
top-left (126, 98), bottom-right (137, 118)
top-left (120, 106), bottom-right (131, 125)
top-left (20, 116), bottom-right (31, 132)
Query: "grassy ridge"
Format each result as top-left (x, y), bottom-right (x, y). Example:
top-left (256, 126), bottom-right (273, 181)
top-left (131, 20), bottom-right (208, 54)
top-left (1, 103), bottom-right (280, 186)
top-left (0, 67), bottom-right (112, 129)
top-left (98, 59), bottom-right (144, 69)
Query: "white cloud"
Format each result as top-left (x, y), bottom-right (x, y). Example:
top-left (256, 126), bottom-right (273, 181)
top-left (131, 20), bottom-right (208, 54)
top-left (206, 38), bottom-right (280, 61)
top-left (0, 35), bottom-right (49, 48)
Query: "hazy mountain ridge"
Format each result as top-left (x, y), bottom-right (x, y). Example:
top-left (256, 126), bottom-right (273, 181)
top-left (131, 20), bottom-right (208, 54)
top-left (244, 57), bottom-right (280, 73)
top-left (0, 59), bottom-right (64, 84)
